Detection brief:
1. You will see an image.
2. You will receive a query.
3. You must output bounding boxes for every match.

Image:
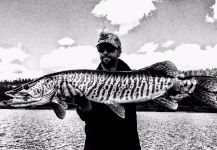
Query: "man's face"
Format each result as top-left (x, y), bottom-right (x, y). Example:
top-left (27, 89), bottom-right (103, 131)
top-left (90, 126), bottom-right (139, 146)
top-left (97, 43), bottom-right (120, 67)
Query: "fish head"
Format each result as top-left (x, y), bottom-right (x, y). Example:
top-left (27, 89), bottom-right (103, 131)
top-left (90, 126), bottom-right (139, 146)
top-left (5, 89), bottom-right (33, 100)
top-left (5, 76), bottom-right (68, 119)
top-left (4, 77), bottom-right (57, 106)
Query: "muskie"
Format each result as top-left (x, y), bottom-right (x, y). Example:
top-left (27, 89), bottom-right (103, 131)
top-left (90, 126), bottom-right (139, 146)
top-left (4, 61), bottom-right (217, 119)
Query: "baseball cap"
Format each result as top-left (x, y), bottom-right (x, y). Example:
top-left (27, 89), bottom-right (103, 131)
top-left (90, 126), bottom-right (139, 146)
top-left (96, 31), bottom-right (121, 49)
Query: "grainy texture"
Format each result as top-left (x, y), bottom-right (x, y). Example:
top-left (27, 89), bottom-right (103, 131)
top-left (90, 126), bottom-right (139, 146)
top-left (0, 110), bottom-right (217, 150)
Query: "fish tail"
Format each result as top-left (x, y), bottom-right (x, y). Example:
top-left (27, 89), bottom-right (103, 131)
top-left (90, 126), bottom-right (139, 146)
top-left (190, 76), bottom-right (217, 108)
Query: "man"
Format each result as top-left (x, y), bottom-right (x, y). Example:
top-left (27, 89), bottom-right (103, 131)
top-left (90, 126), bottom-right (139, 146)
top-left (59, 31), bottom-right (141, 150)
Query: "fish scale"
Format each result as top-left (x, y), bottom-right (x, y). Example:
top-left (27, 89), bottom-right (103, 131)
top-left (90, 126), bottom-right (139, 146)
top-left (100, 75), bottom-right (111, 101)
top-left (60, 72), bottom-right (171, 103)
top-left (154, 77), bottom-right (161, 92)
top-left (7, 71), bottom-right (177, 102)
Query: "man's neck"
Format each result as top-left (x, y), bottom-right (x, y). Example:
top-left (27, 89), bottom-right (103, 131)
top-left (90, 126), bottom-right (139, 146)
top-left (101, 60), bottom-right (118, 71)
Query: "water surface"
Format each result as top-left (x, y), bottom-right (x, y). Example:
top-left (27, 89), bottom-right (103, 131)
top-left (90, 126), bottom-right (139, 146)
top-left (0, 110), bottom-right (217, 150)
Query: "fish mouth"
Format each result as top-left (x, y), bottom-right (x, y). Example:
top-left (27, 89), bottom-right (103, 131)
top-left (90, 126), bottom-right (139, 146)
top-left (4, 90), bottom-right (37, 107)
top-left (3, 98), bottom-right (39, 106)
top-left (5, 90), bottom-right (33, 100)
top-left (5, 90), bottom-right (17, 98)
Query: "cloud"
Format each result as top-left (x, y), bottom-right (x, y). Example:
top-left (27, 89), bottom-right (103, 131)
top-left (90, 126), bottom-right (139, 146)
top-left (41, 37), bottom-right (217, 74)
top-left (205, 0), bottom-right (217, 23)
top-left (205, 15), bottom-right (215, 23)
top-left (137, 42), bottom-right (158, 53)
top-left (0, 46), bottom-right (29, 63)
top-left (92, 0), bottom-right (157, 35)
top-left (161, 41), bottom-right (175, 48)
top-left (0, 45), bottom-right (43, 80)
top-left (57, 37), bottom-right (75, 47)
top-left (213, 1), bottom-right (217, 19)
top-left (11, 59), bottom-right (22, 65)
top-left (121, 43), bottom-right (217, 71)
top-left (40, 44), bottom-right (100, 72)
top-left (0, 46), bottom-right (29, 75)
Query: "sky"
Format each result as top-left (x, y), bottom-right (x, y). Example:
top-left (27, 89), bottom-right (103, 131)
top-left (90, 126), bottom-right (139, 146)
top-left (0, 0), bottom-right (217, 80)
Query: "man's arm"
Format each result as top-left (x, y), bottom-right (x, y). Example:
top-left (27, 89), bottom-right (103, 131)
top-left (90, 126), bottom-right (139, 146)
top-left (73, 89), bottom-right (92, 121)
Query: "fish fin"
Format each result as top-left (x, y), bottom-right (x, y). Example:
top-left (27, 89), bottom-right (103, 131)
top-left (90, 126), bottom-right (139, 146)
top-left (52, 95), bottom-right (68, 110)
top-left (51, 102), bottom-right (66, 119)
top-left (140, 61), bottom-right (178, 77)
top-left (170, 93), bottom-right (190, 101)
top-left (59, 101), bottom-right (68, 109)
top-left (192, 89), bottom-right (217, 109)
top-left (105, 101), bottom-right (125, 119)
top-left (154, 96), bottom-right (178, 110)
top-left (193, 76), bottom-right (217, 92)
top-left (190, 76), bottom-right (217, 109)
top-left (51, 93), bottom-right (68, 119)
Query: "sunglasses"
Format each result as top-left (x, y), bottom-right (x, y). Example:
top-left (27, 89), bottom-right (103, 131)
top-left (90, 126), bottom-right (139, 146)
top-left (97, 44), bottom-right (117, 53)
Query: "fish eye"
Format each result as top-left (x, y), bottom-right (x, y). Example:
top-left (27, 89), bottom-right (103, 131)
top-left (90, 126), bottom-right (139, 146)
top-left (23, 85), bottom-right (29, 90)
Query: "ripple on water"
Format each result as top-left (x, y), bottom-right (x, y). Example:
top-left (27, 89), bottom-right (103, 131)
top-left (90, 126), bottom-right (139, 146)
top-left (137, 112), bottom-right (217, 150)
top-left (1, 110), bottom-right (217, 149)
top-left (0, 132), bottom-right (6, 137)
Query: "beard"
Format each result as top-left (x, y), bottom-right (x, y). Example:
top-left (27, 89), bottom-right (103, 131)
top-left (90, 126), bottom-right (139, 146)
top-left (100, 55), bottom-right (118, 69)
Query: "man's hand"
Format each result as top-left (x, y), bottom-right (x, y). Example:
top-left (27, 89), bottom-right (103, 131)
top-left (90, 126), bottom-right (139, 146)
top-left (57, 80), bottom-right (92, 112)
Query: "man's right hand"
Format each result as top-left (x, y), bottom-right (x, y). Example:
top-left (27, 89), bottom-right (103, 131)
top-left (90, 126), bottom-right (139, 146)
top-left (57, 80), bottom-right (92, 112)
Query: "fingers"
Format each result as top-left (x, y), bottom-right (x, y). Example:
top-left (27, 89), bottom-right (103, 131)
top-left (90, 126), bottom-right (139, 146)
top-left (57, 80), bottom-right (75, 103)
top-left (74, 88), bottom-right (84, 97)
top-left (62, 80), bottom-right (71, 97)
top-left (67, 82), bottom-right (77, 96)
top-left (57, 89), bottom-right (65, 100)
top-left (65, 80), bottom-right (83, 97)
top-left (58, 79), bottom-right (85, 105)
top-left (59, 80), bottom-right (82, 96)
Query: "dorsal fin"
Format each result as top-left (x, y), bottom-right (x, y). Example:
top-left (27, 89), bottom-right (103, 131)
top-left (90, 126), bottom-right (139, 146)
top-left (140, 61), bottom-right (179, 77)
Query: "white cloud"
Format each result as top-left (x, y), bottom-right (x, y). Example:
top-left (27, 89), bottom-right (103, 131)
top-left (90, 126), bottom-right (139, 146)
top-left (205, 0), bottom-right (217, 23)
top-left (137, 42), bottom-right (158, 53)
top-left (41, 37), bottom-right (217, 76)
top-left (0, 63), bottom-right (27, 73)
top-left (161, 41), bottom-right (175, 48)
top-left (121, 43), bottom-right (217, 71)
top-left (92, 0), bottom-right (157, 35)
top-left (0, 46), bottom-right (29, 63)
top-left (212, 0), bottom-right (217, 19)
top-left (40, 45), bottom-right (100, 72)
top-left (0, 45), bottom-right (43, 80)
top-left (58, 37), bottom-right (75, 47)
top-left (205, 15), bottom-right (215, 23)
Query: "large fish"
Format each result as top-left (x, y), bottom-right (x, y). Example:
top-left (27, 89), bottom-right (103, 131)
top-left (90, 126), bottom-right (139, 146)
top-left (4, 61), bottom-right (217, 119)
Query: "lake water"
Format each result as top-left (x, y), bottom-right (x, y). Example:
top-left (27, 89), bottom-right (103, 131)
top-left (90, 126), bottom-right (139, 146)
top-left (0, 110), bottom-right (217, 150)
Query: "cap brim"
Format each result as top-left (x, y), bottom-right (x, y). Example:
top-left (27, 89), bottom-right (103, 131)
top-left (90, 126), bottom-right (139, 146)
top-left (96, 41), bottom-right (118, 48)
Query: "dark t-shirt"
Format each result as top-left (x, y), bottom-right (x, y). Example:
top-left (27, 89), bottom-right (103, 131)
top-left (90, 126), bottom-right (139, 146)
top-left (77, 59), bottom-right (141, 150)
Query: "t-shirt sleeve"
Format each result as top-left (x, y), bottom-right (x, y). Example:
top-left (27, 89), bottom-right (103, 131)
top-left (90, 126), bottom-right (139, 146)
top-left (76, 106), bottom-right (91, 121)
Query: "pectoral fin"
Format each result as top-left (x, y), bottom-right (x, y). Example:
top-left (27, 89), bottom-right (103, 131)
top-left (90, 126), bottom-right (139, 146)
top-left (105, 102), bottom-right (125, 119)
top-left (52, 97), bottom-right (68, 110)
top-left (51, 102), bottom-right (66, 119)
top-left (51, 94), bottom-right (68, 119)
